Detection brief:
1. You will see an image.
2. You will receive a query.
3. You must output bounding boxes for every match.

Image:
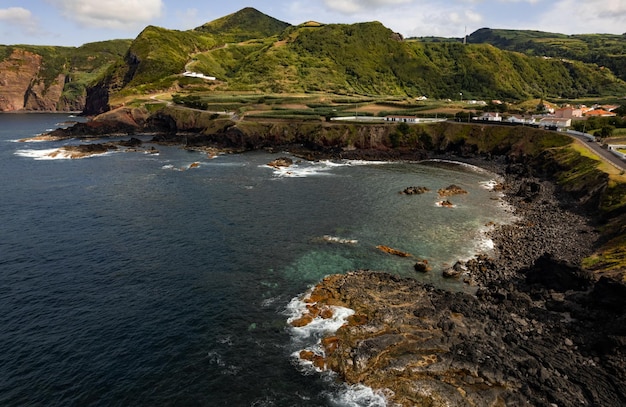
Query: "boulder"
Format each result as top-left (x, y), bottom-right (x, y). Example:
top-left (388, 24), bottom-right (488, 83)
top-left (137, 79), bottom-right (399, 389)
top-left (591, 276), bottom-right (626, 312)
top-left (414, 261), bottom-right (432, 273)
top-left (443, 267), bottom-right (462, 278)
top-left (400, 186), bottom-right (430, 195)
top-left (524, 253), bottom-right (593, 292)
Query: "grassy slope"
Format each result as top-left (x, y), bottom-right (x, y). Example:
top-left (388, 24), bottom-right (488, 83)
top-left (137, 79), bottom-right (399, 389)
top-left (466, 28), bottom-right (626, 81)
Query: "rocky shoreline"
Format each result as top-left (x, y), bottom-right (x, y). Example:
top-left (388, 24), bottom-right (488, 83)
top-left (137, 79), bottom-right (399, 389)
top-left (292, 158), bottom-right (626, 407)
top-left (41, 112), bottom-right (626, 404)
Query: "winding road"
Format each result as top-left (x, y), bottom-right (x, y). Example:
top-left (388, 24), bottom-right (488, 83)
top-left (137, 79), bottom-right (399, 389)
top-left (568, 132), bottom-right (626, 171)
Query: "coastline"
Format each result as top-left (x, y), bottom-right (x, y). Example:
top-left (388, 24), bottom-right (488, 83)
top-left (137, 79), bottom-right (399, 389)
top-left (288, 156), bottom-right (626, 406)
top-left (33, 114), bottom-right (626, 404)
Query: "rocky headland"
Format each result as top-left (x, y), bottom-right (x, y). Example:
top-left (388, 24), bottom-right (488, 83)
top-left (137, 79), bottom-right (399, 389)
top-left (291, 164), bottom-right (626, 406)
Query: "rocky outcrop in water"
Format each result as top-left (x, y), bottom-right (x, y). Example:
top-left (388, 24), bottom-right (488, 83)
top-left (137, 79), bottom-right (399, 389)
top-left (267, 157), bottom-right (293, 168)
top-left (437, 184), bottom-right (468, 197)
top-left (400, 186), bottom-right (430, 195)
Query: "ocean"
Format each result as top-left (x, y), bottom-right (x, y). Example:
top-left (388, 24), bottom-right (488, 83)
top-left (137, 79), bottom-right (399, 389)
top-left (0, 113), bottom-right (512, 406)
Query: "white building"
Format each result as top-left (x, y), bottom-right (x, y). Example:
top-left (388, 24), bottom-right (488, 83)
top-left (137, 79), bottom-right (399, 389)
top-left (385, 115), bottom-right (420, 123)
top-left (539, 117), bottom-right (571, 129)
top-left (183, 71), bottom-right (216, 81)
top-left (474, 112), bottom-right (502, 122)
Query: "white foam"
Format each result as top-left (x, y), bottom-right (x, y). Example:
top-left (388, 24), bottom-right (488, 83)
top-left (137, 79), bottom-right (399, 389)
top-left (14, 148), bottom-right (111, 160)
top-left (479, 180), bottom-right (500, 190)
top-left (320, 235), bottom-right (359, 245)
top-left (435, 200), bottom-right (456, 208)
top-left (425, 158), bottom-right (491, 174)
top-left (343, 160), bottom-right (391, 166)
top-left (264, 158), bottom-right (392, 178)
top-left (328, 384), bottom-right (389, 407)
top-left (286, 295), bottom-right (355, 341)
top-left (267, 162), bottom-right (335, 178)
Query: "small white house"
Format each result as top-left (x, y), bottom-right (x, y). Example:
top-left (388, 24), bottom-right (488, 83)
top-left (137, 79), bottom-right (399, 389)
top-left (183, 71), bottom-right (216, 81)
top-left (506, 115), bottom-right (527, 124)
top-left (539, 117), bottom-right (571, 129)
top-left (474, 112), bottom-right (502, 122)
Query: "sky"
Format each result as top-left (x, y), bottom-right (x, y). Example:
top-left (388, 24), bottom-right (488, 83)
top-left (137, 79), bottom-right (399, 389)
top-left (1, 0), bottom-right (626, 47)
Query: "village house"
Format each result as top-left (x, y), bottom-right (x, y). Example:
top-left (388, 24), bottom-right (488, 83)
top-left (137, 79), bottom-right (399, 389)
top-left (602, 105), bottom-right (620, 112)
top-left (539, 117), bottom-right (572, 129)
top-left (505, 114), bottom-right (528, 124)
top-left (585, 109), bottom-right (617, 117)
top-left (554, 107), bottom-right (583, 119)
top-left (474, 112), bottom-right (502, 122)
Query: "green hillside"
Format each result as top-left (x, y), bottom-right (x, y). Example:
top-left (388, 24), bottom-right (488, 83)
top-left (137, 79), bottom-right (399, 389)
top-left (8, 8), bottom-right (621, 112)
top-left (467, 28), bottom-right (626, 81)
top-left (183, 21), bottom-right (626, 99)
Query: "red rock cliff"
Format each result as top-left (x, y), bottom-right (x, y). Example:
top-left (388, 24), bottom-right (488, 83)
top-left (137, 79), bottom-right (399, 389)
top-left (0, 49), bottom-right (71, 112)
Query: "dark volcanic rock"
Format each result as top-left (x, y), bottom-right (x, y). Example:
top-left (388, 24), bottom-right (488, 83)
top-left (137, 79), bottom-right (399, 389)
top-left (400, 186), bottom-right (430, 195)
top-left (591, 276), bottom-right (626, 312)
top-left (414, 261), bottom-right (431, 273)
top-left (298, 270), bottom-right (626, 407)
top-left (524, 253), bottom-right (593, 291)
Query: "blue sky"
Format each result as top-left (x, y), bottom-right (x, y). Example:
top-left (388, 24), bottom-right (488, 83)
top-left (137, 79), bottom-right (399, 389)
top-left (1, 0), bottom-right (625, 46)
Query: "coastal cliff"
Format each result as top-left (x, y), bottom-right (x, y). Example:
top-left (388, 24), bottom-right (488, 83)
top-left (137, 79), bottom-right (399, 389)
top-left (0, 49), bottom-right (68, 112)
top-left (0, 41), bottom-right (130, 112)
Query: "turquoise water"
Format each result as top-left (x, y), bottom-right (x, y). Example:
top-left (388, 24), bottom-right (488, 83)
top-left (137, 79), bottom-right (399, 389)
top-left (0, 114), bottom-right (511, 406)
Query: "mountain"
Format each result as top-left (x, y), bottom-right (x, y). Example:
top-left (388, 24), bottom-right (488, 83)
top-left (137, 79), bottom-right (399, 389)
top-left (2, 8), bottom-right (626, 113)
top-left (194, 7), bottom-right (291, 42)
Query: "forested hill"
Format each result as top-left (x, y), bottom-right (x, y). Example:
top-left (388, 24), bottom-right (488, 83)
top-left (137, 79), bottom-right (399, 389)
top-left (103, 13), bottom-right (626, 104)
top-left (2, 8), bottom-right (626, 113)
top-left (466, 28), bottom-right (626, 82)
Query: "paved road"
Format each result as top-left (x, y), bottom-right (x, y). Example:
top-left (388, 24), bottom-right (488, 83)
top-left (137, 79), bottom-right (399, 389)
top-left (568, 133), bottom-right (626, 171)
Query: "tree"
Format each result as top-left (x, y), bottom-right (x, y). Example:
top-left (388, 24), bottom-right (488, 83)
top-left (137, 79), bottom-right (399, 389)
top-left (598, 125), bottom-right (615, 139)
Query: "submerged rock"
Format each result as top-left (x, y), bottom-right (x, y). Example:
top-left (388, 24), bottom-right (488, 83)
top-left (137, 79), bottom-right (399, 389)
top-left (376, 245), bottom-right (412, 257)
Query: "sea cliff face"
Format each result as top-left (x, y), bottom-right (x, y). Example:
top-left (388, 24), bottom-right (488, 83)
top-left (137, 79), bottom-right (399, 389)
top-left (0, 49), bottom-right (73, 112)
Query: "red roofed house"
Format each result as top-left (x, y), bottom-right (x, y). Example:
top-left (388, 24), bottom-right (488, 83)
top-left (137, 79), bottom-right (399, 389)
top-left (585, 109), bottom-right (617, 117)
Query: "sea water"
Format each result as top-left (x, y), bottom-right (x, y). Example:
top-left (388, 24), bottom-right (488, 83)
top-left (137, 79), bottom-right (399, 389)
top-left (0, 113), bottom-right (513, 406)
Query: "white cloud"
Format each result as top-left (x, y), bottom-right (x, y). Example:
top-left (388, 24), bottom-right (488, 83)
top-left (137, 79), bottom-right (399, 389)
top-left (0, 7), bottom-right (40, 35)
top-left (0, 7), bottom-right (32, 22)
top-left (535, 0), bottom-right (626, 34)
top-left (323, 0), bottom-right (413, 14)
top-left (46, 0), bottom-right (164, 29)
